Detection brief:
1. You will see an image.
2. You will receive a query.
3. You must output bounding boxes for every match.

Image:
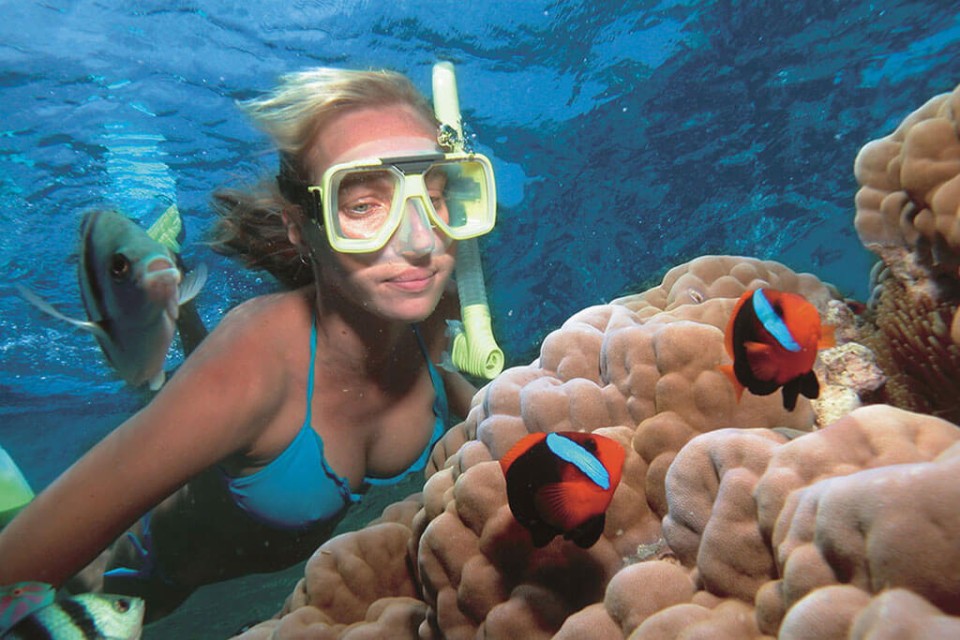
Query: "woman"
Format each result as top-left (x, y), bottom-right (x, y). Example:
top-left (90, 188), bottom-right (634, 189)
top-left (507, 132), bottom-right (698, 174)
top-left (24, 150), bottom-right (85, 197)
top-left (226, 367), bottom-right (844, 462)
top-left (0, 67), bottom-right (492, 620)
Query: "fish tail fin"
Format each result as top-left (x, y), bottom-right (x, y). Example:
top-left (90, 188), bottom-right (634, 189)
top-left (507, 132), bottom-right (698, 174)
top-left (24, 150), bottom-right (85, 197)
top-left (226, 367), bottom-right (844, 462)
top-left (719, 364), bottom-right (745, 401)
top-left (818, 324), bottom-right (837, 349)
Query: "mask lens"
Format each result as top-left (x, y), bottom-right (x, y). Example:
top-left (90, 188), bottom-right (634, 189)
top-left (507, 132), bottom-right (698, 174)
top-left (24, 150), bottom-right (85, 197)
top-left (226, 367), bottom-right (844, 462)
top-left (328, 167), bottom-right (402, 245)
top-left (425, 158), bottom-right (494, 238)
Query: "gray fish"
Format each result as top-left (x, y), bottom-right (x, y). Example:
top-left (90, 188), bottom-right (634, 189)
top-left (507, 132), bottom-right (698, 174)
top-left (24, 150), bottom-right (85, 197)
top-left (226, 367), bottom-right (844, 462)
top-left (2, 593), bottom-right (144, 640)
top-left (18, 208), bottom-right (206, 390)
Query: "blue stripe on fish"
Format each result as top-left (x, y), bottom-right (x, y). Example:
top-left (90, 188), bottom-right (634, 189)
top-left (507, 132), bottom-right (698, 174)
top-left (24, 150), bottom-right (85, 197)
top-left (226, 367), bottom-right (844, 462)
top-left (545, 433), bottom-right (610, 490)
top-left (752, 289), bottom-right (801, 352)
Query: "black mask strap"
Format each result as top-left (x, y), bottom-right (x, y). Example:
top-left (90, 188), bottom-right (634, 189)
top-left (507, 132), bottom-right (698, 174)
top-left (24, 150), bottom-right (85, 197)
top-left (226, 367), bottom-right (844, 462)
top-left (276, 157), bottom-right (322, 224)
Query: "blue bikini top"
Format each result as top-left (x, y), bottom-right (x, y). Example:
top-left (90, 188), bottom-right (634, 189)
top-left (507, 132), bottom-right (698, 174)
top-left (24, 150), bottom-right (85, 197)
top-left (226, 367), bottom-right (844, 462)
top-left (221, 322), bottom-right (448, 530)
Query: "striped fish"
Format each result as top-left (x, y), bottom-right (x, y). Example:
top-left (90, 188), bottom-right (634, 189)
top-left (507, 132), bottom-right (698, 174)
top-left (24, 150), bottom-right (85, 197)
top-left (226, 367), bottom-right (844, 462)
top-left (18, 207), bottom-right (206, 391)
top-left (2, 593), bottom-right (143, 639)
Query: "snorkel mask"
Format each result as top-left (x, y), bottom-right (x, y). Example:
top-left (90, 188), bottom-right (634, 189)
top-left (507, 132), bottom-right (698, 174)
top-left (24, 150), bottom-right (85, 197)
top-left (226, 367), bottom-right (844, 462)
top-left (305, 150), bottom-right (496, 254)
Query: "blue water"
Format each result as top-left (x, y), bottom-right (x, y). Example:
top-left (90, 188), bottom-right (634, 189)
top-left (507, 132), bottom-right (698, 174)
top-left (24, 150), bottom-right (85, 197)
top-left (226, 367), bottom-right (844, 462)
top-left (1, 0), bottom-right (958, 636)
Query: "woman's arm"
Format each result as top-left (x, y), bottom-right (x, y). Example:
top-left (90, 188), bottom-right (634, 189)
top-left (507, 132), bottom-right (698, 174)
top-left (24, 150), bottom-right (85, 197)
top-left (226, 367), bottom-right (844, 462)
top-left (0, 299), bottom-right (286, 587)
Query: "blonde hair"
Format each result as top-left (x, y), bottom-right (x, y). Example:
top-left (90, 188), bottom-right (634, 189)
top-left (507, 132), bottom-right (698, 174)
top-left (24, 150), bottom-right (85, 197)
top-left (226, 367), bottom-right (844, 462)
top-left (209, 68), bottom-right (438, 287)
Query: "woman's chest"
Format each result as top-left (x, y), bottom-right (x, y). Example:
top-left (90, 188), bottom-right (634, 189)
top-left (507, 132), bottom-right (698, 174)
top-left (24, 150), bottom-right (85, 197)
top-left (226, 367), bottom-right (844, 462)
top-left (306, 366), bottom-right (440, 486)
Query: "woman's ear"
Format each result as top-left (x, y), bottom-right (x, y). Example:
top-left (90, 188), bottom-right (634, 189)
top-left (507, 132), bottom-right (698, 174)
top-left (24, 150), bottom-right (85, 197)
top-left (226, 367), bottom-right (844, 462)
top-left (281, 210), bottom-right (304, 247)
top-left (285, 209), bottom-right (329, 260)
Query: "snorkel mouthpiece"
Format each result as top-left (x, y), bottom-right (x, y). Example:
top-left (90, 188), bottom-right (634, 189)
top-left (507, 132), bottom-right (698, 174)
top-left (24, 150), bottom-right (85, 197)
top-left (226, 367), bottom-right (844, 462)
top-left (432, 61), bottom-right (504, 379)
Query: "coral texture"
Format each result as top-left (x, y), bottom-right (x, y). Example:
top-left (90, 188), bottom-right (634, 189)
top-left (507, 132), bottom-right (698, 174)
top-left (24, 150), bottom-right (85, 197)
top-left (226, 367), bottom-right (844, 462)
top-left (230, 255), bottom-right (960, 640)
top-left (854, 82), bottom-right (960, 421)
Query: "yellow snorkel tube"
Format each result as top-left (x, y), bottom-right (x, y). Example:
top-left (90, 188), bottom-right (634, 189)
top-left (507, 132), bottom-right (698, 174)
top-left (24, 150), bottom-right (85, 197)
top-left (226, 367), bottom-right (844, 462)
top-left (432, 61), bottom-right (504, 379)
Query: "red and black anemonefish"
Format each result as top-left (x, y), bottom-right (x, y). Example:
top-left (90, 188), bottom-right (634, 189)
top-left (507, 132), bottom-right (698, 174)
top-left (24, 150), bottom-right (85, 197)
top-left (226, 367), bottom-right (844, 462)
top-left (720, 288), bottom-right (836, 411)
top-left (499, 431), bottom-right (626, 548)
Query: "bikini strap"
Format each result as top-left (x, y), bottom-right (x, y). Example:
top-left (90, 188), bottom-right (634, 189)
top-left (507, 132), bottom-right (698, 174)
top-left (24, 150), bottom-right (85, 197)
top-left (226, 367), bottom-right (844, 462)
top-left (411, 324), bottom-right (448, 422)
top-left (304, 318), bottom-right (318, 422)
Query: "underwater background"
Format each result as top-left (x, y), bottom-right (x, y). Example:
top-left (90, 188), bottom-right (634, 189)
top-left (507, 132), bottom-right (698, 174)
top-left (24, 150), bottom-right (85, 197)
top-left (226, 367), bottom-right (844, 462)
top-left (0, 1), bottom-right (958, 637)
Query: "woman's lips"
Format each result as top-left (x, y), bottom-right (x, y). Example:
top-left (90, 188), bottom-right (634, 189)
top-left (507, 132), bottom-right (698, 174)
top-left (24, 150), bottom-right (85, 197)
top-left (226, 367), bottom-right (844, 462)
top-left (386, 269), bottom-right (436, 292)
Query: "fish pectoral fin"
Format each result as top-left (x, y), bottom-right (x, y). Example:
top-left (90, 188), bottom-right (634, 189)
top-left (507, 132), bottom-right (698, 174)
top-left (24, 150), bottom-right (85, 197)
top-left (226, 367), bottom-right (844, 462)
top-left (147, 370), bottom-right (166, 391)
top-left (17, 285), bottom-right (111, 342)
top-left (178, 263), bottom-right (208, 305)
top-left (535, 482), bottom-right (598, 532)
top-left (744, 341), bottom-right (779, 380)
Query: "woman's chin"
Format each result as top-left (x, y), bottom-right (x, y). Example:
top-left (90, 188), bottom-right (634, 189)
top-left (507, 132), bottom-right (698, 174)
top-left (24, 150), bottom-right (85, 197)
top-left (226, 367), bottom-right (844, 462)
top-left (379, 300), bottom-right (438, 323)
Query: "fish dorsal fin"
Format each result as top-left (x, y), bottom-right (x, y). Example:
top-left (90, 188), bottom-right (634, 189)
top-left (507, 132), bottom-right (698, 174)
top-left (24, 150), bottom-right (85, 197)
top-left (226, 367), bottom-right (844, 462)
top-left (146, 204), bottom-right (182, 253)
top-left (178, 263), bottom-right (208, 305)
top-left (499, 433), bottom-right (544, 473)
top-left (752, 289), bottom-right (801, 352)
top-left (545, 433), bottom-right (610, 490)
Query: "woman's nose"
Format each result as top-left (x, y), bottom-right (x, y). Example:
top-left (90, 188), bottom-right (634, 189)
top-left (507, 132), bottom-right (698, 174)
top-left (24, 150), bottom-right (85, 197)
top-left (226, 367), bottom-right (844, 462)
top-left (391, 198), bottom-right (439, 257)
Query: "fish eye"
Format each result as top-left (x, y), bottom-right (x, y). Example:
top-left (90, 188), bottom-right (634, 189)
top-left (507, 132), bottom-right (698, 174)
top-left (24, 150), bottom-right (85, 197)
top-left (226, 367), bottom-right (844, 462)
top-left (110, 254), bottom-right (131, 280)
top-left (114, 598), bottom-right (131, 613)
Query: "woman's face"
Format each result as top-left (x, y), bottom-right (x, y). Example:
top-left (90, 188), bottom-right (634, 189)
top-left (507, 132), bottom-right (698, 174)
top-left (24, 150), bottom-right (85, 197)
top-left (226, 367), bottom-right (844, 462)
top-left (301, 104), bottom-right (456, 323)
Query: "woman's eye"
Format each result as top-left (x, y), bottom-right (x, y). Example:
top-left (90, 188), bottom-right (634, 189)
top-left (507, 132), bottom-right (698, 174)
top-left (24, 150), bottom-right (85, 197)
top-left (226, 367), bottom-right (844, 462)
top-left (344, 200), bottom-right (385, 217)
top-left (348, 202), bottom-right (373, 215)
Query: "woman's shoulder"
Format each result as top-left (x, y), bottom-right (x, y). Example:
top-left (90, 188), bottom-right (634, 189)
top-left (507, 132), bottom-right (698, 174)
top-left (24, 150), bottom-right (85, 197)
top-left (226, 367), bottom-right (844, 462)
top-left (218, 288), bottom-right (313, 340)
top-left (187, 288), bottom-right (314, 374)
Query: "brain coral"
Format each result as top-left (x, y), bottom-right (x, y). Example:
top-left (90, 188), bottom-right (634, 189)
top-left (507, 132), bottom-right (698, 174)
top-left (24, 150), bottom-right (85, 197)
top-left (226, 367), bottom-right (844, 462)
top-left (854, 81), bottom-right (960, 421)
top-left (228, 255), bottom-right (960, 640)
